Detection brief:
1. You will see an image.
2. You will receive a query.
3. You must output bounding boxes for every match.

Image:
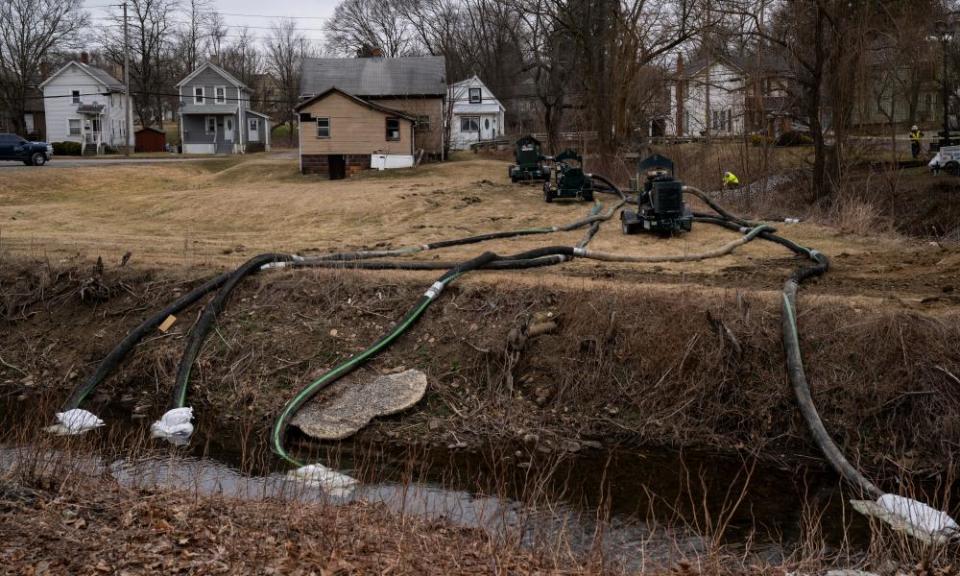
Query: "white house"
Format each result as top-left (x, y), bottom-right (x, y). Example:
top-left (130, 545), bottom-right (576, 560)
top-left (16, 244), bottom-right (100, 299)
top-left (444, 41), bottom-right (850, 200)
top-left (449, 75), bottom-right (505, 150)
top-left (666, 53), bottom-right (795, 139)
top-left (40, 58), bottom-right (133, 154)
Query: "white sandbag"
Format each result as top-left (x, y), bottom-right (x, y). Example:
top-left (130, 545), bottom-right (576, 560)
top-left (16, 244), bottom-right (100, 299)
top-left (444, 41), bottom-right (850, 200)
top-left (851, 494), bottom-right (959, 544)
top-left (46, 409), bottom-right (104, 435)
top-left (877, 494), bottom-right (958, 537)
top-left (150, 407), bottom-right (194, 443)
top-left (287, 463), bottom-right (358, 497)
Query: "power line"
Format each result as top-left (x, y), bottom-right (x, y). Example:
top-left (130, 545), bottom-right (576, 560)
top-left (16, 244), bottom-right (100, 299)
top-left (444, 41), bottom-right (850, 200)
top-left (25, 90), bottom-right (300, 106)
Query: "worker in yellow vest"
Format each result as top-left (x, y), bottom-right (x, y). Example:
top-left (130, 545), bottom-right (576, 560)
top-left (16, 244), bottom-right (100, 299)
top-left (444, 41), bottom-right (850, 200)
top-left (722, 171), bottom-right (740, 189)
top-left (910, 125), bottom-right (923, 159)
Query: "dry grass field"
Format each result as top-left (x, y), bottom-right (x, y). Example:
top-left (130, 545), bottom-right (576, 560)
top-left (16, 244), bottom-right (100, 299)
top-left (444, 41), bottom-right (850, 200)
top-left (1, 153), bottom-right (955, 310)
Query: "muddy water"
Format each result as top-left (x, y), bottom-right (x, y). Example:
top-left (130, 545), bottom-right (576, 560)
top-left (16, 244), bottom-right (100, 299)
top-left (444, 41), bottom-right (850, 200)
top-left (1, 398), bottom-right (875, 568)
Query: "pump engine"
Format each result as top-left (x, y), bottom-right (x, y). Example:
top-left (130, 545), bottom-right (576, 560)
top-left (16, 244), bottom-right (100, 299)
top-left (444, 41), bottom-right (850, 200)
top-left (620, 154), bottom-right (692, 236)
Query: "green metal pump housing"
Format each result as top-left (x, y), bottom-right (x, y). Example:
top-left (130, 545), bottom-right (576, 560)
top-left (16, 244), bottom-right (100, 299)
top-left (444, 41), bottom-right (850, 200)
top-left (621, 153), bottom-right (693, 236)
top-left (508, 135), bottom-right (548, 182)
top-left (543, 149), bottom-right (594, 202)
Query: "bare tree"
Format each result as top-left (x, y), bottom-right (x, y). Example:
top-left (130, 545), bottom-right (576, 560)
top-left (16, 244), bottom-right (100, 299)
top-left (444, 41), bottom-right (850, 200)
top-left (221, 28), bottom-right (262, 87)
top-left (205, 11), bottom-right (229, 62)
top-left (0, 0), bottom-right (88, 135)
top-left (175, 0), bottom-right (211, 74)
top-left (325, 0), bottom-right (415, 57)
top-left (266, 19), bottom-right (310, 145)
top-left (104, 0), bottom-right (179, 128)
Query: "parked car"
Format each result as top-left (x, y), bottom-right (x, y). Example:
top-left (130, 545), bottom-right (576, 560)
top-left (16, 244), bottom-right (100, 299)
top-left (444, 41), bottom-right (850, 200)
top-left (0, 132), bottom-right (53, 166)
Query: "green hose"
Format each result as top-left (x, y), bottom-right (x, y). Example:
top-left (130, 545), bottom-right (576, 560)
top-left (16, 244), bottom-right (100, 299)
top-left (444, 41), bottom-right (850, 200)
top-left (269, 250), bottom-right (496, 466)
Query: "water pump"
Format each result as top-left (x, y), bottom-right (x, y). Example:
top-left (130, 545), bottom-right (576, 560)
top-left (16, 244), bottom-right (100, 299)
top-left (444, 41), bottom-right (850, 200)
top-left (542, 149), bottom-right (594, 202)
top-left (508, 135), bottom-right (549, 182)
top-left (620, 154), bottom-right (692, 236)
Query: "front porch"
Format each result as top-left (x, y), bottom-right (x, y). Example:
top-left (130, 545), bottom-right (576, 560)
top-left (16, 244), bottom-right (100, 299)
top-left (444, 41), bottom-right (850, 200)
top-left (179, 107), bottom-right (271, 155)
top-left (77, 104), bottom-right (106, 156)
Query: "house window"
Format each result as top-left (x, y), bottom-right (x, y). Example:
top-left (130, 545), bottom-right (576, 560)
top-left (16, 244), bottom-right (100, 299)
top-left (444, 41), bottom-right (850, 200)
top-left (415, 115), bottom-right (431, 131)
top-left (215, 86), bottom-right (226, 104)
top-left (194, 86), bottom-right (205, 105)
top-left (249, 118), bottom-right (258, 131)
top-left (23, 114), bottom-right (34, 133)
top-left (316, 117), bottom-right (330, 138)
top-left (469, 87), bottom-right (481, 104)
top-left (68, 119), bottom-right (81, 136)
top-left (726, 109), bottom-right (732, 132)
top-left (72, 90), bottom-right (80, 104)
top-left (460, 116), bottom-right (480, 132)
top-left (205, 116), bottom-right (216, 134)
top-left (386, 118), bottom-right (401, 141)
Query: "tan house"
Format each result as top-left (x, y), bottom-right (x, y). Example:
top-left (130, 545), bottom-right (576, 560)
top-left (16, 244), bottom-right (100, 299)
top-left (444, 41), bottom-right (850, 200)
top-left (296, 88), bottom-right (416, 177)
top-left (297, 56), bottom-right (446, 178)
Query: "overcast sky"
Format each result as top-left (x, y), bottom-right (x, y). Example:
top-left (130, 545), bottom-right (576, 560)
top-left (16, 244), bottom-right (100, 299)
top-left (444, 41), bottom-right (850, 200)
top-left (83, 0), bottom-right (341, 47)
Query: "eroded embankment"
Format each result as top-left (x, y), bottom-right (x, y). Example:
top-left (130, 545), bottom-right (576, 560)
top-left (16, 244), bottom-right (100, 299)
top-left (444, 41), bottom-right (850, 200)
top-left (2, 259), bottom-right (959, 480)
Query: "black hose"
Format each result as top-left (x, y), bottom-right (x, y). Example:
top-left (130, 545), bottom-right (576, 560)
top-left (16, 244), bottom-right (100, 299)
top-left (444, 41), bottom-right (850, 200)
top-left (695, 211), bottom-right (883, 498)
top-left (60, 270), bottom-right (233, 410)
top-left (168, 253), bottom-right (293, 409)
top-left (683, 186), bottom-right (756, 228)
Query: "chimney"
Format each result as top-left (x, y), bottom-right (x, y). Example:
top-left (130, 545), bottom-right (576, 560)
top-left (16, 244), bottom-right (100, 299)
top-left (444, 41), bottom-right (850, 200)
top-left (675, 54), bottom-right (684, 137)
top-left (80, 51), bottom-right (89, 64)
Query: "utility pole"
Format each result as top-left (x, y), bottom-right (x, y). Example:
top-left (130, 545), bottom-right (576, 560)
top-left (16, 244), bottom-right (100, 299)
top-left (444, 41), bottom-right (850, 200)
top-left (123, 0), bottom-right (131, 156)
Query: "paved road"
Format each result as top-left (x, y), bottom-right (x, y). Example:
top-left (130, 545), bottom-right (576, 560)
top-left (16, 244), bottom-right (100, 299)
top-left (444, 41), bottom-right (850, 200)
top-left (0, 156), bottom-right (217, 170)
top-left (0, 151), bottom-right (296, 170)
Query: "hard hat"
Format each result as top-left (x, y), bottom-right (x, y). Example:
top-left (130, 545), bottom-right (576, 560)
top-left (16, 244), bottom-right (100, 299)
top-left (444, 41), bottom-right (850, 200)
top-left (912, 125), bottom-right (919, 131)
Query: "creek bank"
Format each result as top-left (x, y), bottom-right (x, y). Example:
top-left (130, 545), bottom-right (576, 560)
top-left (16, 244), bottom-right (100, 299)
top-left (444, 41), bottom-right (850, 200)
top-left (1, 260), bottom-right (959, 482)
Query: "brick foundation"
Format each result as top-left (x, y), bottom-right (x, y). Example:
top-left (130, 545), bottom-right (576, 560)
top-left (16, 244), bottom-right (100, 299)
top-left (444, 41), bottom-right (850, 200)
top-left (301, 154), bottom-right (371, 177)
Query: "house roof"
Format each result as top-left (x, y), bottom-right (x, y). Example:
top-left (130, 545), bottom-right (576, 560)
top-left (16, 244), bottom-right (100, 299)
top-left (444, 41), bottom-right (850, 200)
top-left (680, 51), bottom-right (792, 79)
top-left (295, 87), bottom-right (417, 120)
top-left (450, 74), bottom-right (505, 114)
top-left (245, 109), bottom-right (271, 119)
top-left (176, 61), bottom-right (250, 91)
top-left (180, 103), bottom-right (238, 115)
top-left (40, 61), bottom-right (125, 92)
top-left (300, 57), bottom-right (446, 98)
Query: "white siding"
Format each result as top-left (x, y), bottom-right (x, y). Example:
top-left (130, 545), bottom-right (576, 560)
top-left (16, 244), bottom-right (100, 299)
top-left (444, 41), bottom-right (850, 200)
top-left (667, 62), bottom-right (745, 137)
top-left (42, 64), bottom-right (132, 147)
top-left (449, 76), bottom-right (506, 150)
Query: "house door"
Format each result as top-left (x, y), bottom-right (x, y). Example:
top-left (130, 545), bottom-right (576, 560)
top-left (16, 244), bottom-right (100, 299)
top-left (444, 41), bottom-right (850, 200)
top-left (224, 117), bottom-right (235, 142)
top-left (328, 155), bottom-right (346, 180)
top-left (481, 116), bottom-right (494, 140)
top-left (248, 118), bottom-right (260, 142)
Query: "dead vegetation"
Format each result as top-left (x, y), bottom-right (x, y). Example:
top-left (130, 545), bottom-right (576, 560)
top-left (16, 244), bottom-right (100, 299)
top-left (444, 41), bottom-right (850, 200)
top-left (2, 258), bottom-right (959, 482)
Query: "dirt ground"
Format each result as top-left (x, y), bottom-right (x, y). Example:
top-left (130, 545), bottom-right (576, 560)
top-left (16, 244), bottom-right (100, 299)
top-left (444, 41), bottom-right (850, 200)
top-left (0, 477), bottom-right (564, 575)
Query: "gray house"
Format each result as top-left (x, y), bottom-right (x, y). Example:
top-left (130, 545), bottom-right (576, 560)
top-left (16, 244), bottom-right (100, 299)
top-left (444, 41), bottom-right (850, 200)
top-left (176, 61), bottom-right (271, 154)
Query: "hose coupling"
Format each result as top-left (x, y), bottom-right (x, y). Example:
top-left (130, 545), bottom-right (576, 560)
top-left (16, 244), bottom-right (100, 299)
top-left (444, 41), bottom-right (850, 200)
top-left (424, 281), bottom-right (446, 300)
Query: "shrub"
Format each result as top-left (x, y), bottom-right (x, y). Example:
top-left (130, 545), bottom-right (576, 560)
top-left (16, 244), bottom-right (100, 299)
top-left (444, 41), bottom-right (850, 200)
top-left (776, 131), bottom-right (814, 147)
top-left (246, 142), bottom-right (265, 153)
top-left (749, 134), bottom-right (774, 147)
top-left (52, 141), bottom-right (82, 156)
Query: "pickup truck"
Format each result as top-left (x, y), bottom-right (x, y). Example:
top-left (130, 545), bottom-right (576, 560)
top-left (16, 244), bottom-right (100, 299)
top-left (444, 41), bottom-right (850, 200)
top-left (0, 132), bottom-right (53, 166)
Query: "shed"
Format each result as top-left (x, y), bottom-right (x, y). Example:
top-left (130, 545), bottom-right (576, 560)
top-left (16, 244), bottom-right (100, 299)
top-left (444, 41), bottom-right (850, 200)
top-left (135, 127), bottom-right (166, 153)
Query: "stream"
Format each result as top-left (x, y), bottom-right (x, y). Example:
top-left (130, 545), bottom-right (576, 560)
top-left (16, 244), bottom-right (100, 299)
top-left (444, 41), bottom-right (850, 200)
top-left (1, 400), bottom-right (876, 569)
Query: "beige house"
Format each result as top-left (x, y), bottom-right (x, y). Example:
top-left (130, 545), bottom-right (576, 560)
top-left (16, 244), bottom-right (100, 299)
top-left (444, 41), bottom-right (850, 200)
top-left (297, 56), bottom-right (446, 178)
top-left (296, 88), bottom-right (416, 177)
